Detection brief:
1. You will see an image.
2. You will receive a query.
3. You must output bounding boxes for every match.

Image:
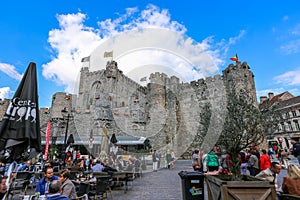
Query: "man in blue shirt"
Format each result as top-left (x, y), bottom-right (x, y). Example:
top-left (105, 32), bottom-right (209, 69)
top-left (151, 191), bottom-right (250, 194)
top-left (91, 160), bottom-right (105, 172)
top-left (36, 167), bottom-right (58, 195)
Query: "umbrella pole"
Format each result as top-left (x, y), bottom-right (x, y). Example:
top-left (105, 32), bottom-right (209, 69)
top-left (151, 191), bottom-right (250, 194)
top-left (4, 162), bottom-right (15, 200)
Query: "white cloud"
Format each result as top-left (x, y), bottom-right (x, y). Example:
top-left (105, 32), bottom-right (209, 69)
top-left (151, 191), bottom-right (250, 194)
top-left (42, 12), bottom-right (102, 93)
top-left (256, 87), bottom-right (285, 98)
top-left (280, 24), bottom-right (300, 55)
top-left (274, 68), bottom-right (300, 85)
top-left (280, 39), bottom-right (300, 54)
top-left (0, 63), bottom-right (22, 80)
top-left (42, 4), bottom-right (241, 94)
top-left (256, 87), bottom-right (300, 100)
top-left (0, 87), bottom-right (11, 100)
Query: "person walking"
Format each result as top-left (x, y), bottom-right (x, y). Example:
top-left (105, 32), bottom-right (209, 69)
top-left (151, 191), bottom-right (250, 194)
top-left (291, 140), bottom-right (300, 164)
top-left (206, 150), bottom-right (219, 172)
top-left (170, 150), bottom-right (176, 169)
top-left (192, 149), bottom-right (202, 171)
top-left (166, 150), bottom-right (173, 169)
top-left (259, 149), bottom-right (271, 171)
top-left (202, 151), bottom-right (208, 173)
top-left (248, 150), bottom-right (260, 176)
top-left (156, 151), bottom-right (162, 169)
top-left (152, 150), bottom-right (158, 172)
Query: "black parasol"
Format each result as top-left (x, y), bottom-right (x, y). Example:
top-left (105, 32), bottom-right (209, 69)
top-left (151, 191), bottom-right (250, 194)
top-left (0, 62), bottom-right (41, 163)
top-left (110, 133), bottom-right (118, 144)
top-left (67, 133), bottom-right (75, 145)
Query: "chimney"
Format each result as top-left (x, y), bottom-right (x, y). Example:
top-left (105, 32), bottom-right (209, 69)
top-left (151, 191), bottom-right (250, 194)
top-left (268, 92), bottom-right (274, 100)
top-left (260, 96), bottom-right (268, 103)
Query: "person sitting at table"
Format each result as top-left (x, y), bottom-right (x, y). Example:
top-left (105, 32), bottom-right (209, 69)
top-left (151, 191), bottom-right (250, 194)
top-left (70, 159), bottom-right (84, 172)
top-left (91, 160), bottom-right (105, 173)
top-left (36, 167), bottom-right (58, 195)
top-left (115, 157), bottom-right (124, 171)
top-left (58, 169), bottom-right (77, 199)
top-left (0, 176), bottom-right (8, 200)
top-left (281, 164), bottom-right (300, 196)
top-left (123, 159), bottom-right (134, 172)
top-left (47, 180), bottom-right (68, 200)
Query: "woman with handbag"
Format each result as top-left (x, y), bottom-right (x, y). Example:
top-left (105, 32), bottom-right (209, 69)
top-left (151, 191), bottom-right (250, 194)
top-left (192, 149), bottom-right (202, 171)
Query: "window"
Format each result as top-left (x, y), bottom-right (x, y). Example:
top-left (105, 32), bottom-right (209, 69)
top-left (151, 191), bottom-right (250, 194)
top-left (281, 123), bottom-right (286, 131)
top-left (288, 122), bottom-right (293, 131)
top-left (292, 111), bottom-right (297, 117)
top-left (294, 120), bottom-right (300, 131)
top-left (286, 112), bottom-right (290, 119)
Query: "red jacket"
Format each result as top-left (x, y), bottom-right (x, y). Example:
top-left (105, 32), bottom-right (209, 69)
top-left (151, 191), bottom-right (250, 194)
top-left (259, 154), bottom-right (271, 171)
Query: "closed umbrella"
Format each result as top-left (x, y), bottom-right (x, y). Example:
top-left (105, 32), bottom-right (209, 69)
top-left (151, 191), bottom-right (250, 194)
top-left (0, 62), bottom-right (41, 163)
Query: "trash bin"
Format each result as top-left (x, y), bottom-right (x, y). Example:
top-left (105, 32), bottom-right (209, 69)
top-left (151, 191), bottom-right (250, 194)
top-left (178, 171), bottom-right (204, 200)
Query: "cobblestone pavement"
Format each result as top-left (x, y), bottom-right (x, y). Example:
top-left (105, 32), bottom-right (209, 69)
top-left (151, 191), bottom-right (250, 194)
top-left (21, 160), bottom-right (199, 200)
top-left (110, 159), bottom-right (204, 200)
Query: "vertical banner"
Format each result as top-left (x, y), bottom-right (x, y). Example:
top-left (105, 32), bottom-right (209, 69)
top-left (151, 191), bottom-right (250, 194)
top-left (44, 121), bottom-right (51, 160)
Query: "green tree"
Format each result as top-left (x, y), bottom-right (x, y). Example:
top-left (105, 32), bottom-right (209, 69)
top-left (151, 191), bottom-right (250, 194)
top-left (217, 88), bottom-right (279, 180)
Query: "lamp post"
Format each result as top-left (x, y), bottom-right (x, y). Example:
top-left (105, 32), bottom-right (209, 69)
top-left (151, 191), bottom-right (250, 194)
top-left (61, 108), bottom-right (71, 165)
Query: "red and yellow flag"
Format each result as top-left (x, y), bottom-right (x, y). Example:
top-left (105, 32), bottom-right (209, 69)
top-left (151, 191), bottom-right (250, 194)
top-left (230, 54), bottom-right (238, 62)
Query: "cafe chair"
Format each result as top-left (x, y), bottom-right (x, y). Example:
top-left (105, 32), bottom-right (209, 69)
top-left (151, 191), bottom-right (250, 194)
top-left (69, 171), bottom-right (78, 180)
top-left (11, 172), bottom-right (32, 193)
top-left (89, 177), bottom-right (113, 200)
top-left (77, 182), bottom-right (90, 197)
top-left (124, 171), bottom-right (134, 193)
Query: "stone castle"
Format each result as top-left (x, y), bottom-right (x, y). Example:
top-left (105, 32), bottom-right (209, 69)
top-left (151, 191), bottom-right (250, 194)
top-left (0, 60), bottom-right (257, 158)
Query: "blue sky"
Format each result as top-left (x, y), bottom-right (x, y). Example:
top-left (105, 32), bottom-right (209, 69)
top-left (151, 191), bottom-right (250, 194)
top-left (1, 1), bottom-right (300, 107)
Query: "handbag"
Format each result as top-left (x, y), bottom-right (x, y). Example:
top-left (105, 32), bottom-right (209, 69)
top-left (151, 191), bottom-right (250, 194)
top-left (193, 163), bottom-right (200, 169)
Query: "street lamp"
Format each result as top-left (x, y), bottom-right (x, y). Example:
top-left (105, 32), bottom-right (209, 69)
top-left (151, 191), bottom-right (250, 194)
top-left (61, 108), bottom-right (71, 165)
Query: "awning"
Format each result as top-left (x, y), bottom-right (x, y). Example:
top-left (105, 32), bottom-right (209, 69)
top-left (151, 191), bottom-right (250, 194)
top-left (41, 135), bottom-right (148, 146)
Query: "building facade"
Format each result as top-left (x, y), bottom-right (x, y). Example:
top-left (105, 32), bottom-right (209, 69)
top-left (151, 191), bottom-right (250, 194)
top-left (259, 92), bottom-right (300, 149)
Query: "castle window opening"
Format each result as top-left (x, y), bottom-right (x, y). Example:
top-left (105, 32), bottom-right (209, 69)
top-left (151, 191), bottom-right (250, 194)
top-left (285, 112), bottom-right (290, 119)
top-left (288, 121), bottom-right (293, 131)
top-left (294, 120), bottom-right (300, 130)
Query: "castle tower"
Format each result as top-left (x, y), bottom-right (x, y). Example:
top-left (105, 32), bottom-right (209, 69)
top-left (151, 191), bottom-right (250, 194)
top-left (222, 61), bottom-right (257, 104)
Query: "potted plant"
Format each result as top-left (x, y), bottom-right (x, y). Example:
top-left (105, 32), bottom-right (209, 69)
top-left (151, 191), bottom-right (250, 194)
top-left (205, 87), bottom-right (281, 200)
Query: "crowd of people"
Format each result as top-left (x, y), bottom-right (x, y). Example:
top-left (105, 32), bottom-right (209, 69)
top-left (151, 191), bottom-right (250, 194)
top-left (0, 147), bottom-right (148, 199)
top-left (152, 149), bottom-right (176, 172)
top-left (191, 139), bottom-right (300, 197)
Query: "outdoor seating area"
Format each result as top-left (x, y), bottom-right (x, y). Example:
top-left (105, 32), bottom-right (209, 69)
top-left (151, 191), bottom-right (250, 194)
top-left (2, 169), bottom-right (138, 199)
top-left (71, 171), bottom-right (136, 199)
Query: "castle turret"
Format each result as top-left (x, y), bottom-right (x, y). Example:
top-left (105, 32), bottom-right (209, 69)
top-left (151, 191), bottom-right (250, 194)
top-left (222, 61), bottom-right (257, 103)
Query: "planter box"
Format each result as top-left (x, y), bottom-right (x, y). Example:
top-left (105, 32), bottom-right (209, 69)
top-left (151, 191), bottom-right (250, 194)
top-left (205, 175), bottom-right (276, 200)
